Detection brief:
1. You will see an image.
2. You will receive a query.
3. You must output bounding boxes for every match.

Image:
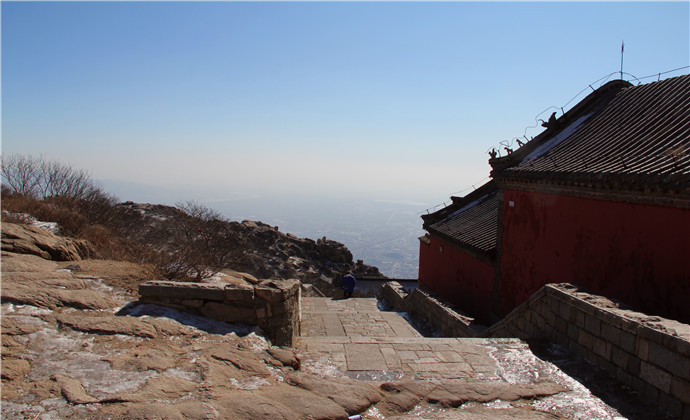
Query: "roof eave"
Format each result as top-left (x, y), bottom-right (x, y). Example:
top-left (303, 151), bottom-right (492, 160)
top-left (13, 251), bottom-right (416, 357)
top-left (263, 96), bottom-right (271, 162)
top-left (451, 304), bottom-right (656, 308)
top-left (488, 79), bottom-right (632, 174)
top-left (421, 180), bottom-right (497, 228)
top-left (425, 228), bottom-right (497, 265)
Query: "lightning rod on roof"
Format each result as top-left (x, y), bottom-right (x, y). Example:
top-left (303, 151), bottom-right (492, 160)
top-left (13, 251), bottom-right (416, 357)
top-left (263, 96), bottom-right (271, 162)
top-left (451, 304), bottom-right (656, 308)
top-left (620, 41), bottom-right (625, 80)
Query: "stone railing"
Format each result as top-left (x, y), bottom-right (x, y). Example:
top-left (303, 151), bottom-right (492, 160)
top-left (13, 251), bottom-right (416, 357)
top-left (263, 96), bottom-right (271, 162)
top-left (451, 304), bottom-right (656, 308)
top-left (381, 282), bottom-right (486, 337)
top-left (484, 283), bottom-right (690, 419)
top-left (138, 279), bottom-right (300, 346)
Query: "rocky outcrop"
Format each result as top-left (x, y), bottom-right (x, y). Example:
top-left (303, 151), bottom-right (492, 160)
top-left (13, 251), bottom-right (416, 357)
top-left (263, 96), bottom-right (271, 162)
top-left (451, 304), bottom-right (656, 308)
top-left (1, 252), bottom-right (120, 310)
top-left (1, 222), bottom-right (95, 261)
top-left (111, 202), bottom-right (382, 291)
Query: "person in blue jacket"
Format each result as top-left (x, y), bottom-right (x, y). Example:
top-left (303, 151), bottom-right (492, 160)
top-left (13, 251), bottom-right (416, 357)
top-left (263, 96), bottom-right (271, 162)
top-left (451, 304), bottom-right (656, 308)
top-left (341, 273), bottom-right (356, 299)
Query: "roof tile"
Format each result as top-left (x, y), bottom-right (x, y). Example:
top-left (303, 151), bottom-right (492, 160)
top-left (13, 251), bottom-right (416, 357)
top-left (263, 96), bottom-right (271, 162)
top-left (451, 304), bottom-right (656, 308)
top-left (500, 75), bottom-right (690, 185)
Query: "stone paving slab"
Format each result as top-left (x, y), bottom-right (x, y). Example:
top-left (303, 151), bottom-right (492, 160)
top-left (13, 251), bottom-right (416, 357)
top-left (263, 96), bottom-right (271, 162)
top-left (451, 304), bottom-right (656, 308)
top-left (298, 298), bottom-right (514, 380)
top-left (300, 297), bottom-right (421, 338)
top-left (296, 335), bottom-right (505, 380)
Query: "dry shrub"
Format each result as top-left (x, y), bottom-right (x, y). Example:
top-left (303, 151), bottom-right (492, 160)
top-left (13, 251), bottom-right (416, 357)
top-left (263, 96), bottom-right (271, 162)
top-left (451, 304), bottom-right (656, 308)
top-left (1, 194), bottom-right (88, 236)
top-left (1, 193), bottom-right (135, 263)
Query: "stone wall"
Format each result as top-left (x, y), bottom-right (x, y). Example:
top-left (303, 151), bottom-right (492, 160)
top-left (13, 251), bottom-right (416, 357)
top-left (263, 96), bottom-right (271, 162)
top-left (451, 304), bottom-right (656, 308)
top-left (138, 279), bottom-right (300, 346)
top-left (381, 282), bottom-right (486, 337)
top-left (384, 280), bottom-right (690, 417)
top-left (484, 283), bottom-right (690, 419)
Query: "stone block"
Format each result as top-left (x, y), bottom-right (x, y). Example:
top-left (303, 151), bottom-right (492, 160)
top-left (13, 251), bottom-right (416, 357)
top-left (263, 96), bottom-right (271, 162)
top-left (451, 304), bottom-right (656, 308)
top-left (659, 328), bottom-right (690, 355)
top-left (638, 324), bottom-right (671, 345)
top-left (511, 316), bottom-right (521, 332)
top-left (559, 302), bottom-right (571, 322)
top-left (618, 330), bottom-right (637, 354)
top-left (611, 346), bottom-right (629, 369)
top-left (283, 278), bottom-right (301, 290)
top-left (574, 309), bottom-right (586, 329)
top-left (620, 317), bottom-right (639, 333)
top-left (255, 286), bottom-right (283, 303)
top-left (272, 325), bottom-right (294, 347)
top-left (567, 323), bottom-right (579, 341)
top-left (637, 338), bottom-right (650, 361)
top-left (673, 337), bottom-right (690, 358)
top-left (271, 303), bottom-right (288, 316)
top-left (548, 296), bottom-right (559, 313)
top-left (600, 323), bottom-right (619, 345)
top-left (224, 284), bottom-right (255, 302)
top-left (139, 281), bottom-right (226, 301)
top-left (534, 313), bottom-right (544, 327)
top-left (648, 341), bottom-right (690, 380)
top-left (555, 316), bottom-right (568, 335)
top-left (585, 316), bottom-right (601, 337)
top-left (628, 356), bottom-right (641, 376)
top-left (255, 307), bottom-right (266, 320)
top-left (671, 378), bottom-right (690, 405)
top-left (600, 308), bottom-right (629, 329)
top-left (202, 301), bottom-right (257, 324)
top-left (180, 298), bottom-right (204, 308)
top-left (640, 361), bottom-right (672, 393)
top-left (579, 330), bottom-right (595, 350)
top-left (593, 339), bottom-right (611, 361)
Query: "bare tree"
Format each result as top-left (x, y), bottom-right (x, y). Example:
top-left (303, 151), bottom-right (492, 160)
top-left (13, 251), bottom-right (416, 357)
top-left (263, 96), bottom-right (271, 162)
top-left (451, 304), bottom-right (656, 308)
top-left (160, 201), bottom-right (243, 281)
top-left (1, 154), bottom-right (43, 198)
top-left (1, 154), bottom-right (118, 234)
top-left (1, 154), bottom-right (110, 202)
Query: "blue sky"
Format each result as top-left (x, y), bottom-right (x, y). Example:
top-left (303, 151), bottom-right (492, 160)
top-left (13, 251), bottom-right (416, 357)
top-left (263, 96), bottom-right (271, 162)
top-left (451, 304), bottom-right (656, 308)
top-left (2, 1), bottom-right (689, 206)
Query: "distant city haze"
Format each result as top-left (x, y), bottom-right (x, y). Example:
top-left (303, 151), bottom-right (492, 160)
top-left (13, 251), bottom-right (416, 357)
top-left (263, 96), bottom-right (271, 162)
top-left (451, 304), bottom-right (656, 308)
top-left (218, 194), bottom-right (426, 279)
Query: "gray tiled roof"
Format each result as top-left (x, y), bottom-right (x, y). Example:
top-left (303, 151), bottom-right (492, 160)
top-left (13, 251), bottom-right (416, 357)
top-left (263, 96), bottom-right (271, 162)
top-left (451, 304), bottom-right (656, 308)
top-left (495, 74), bottom-right (690, 190)
top-left (423, 182), bottom-right (499, 258)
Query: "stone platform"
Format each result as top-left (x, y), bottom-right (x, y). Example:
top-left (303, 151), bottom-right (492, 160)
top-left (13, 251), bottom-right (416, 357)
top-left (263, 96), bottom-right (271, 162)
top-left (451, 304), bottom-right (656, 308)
top-left (294, 297), bottom-right (668, 419)
top-left (297, 298), bottom-right (538, 381)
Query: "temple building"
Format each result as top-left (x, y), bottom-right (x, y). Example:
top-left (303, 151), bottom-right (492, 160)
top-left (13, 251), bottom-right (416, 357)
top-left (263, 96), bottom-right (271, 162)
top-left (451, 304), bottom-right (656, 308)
top-left (420, 74), bottom-right (690, 324)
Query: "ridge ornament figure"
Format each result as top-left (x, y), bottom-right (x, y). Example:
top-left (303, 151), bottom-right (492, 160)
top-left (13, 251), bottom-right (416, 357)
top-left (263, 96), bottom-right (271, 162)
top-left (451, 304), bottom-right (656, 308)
top-left (341, 274), bottom-right (356, 299)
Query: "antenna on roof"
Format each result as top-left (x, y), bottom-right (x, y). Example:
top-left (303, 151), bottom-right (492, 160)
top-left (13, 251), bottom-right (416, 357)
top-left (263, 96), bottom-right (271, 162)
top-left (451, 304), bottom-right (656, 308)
top-left (620, 41), bottom-right (625, 80)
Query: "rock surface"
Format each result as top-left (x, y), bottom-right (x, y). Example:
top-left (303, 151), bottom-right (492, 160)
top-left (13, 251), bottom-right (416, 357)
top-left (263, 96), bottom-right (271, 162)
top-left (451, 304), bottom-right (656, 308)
top-left (112, 202), bottom-right (383, 292)
top-left (0, 224), bottom-right (601, 418)
top-left (1, 222), bottom-right (95, 261)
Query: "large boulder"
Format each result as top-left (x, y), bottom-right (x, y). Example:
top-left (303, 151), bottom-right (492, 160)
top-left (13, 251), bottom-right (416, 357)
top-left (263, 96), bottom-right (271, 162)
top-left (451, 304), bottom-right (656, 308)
top-left (316, 237), bottom-right (353, 264)
top-left (1, 222), bottom-right (95, 261)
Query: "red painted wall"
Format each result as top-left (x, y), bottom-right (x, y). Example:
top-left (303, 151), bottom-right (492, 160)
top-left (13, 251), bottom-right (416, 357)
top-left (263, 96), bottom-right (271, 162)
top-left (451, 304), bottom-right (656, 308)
top-left (499, 189), bottom-right (690, 323)
top-left (418, 236), bottom-right (495, 323)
